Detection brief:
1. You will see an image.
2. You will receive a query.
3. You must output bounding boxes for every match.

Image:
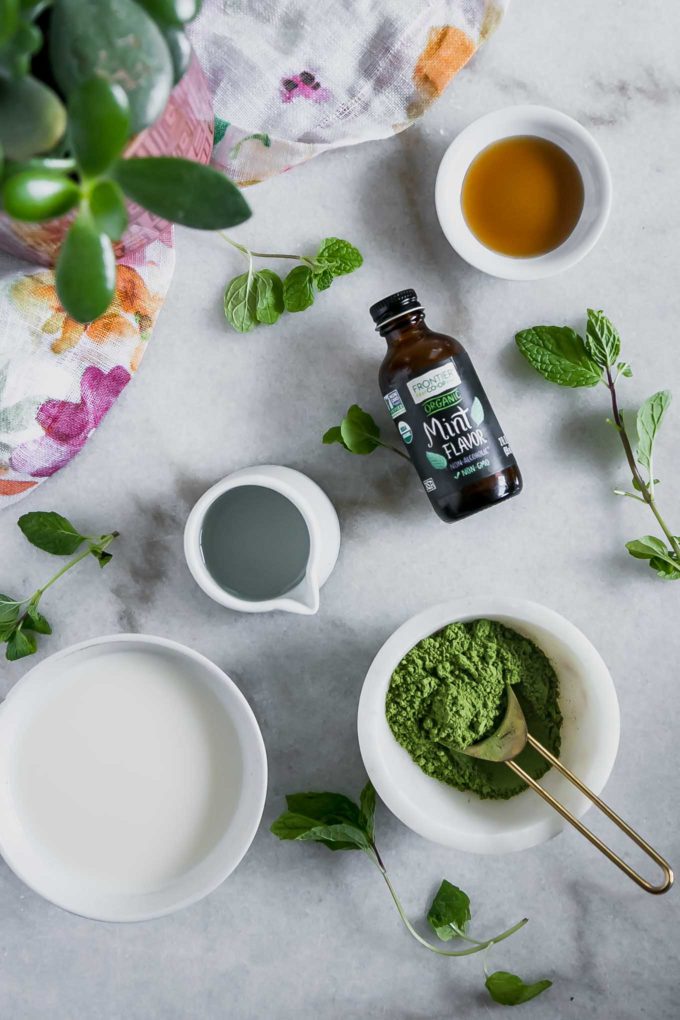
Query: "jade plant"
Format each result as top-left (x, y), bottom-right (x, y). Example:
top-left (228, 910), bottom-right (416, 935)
top-left (0, 0), bottom-right (251, 322)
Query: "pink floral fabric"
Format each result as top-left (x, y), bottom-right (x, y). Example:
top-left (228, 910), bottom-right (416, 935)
top-left (0, 235), bottom-right (175, 506)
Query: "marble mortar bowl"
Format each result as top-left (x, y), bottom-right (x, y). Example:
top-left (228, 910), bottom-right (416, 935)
top-left (357, 597), bottom-right (620, 854)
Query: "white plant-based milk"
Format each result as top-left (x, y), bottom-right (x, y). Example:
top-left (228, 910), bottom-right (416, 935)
top-left (10, 649), bottom-right (242, 891)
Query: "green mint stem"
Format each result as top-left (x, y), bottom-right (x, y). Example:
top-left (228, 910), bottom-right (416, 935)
top-left (219, 233), bottom-right (301, 261)
top-left (34, 532), bottom-right (118, 602)
top-left (371, 850), bottom-right (527, 958)
top-left (606, 370), bottom-right (680, 560)
top-left (375, 437), bottom-right (410, 461)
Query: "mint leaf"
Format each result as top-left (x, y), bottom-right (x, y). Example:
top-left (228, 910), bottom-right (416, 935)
top-left (322, 425), bottom-right (348, 449)
top-left (285, 792), bottom-right (364, 828)
top-left (6, 627), bottom-right (37, 661)
top-left (224, 271), bottom-right (258, 332)
top-left (636, 390), bottom-right (671, 471)
top-left (18, 511), bottom-right (85, 555)
top-left (359, 782), bottom-right (376, 841)
top-left (485, 971), bottom-right (552, 1006)
top-left (23, 605), bottom-right (52, 634)
top-left (314, 267), bottom-right (334, 291)
top-left (0, 594), bottom-right (21, 626)
top-left (254, 269), bottom-right (284, 325)
top-left (584, 308), bottom-right (621, 368)
top-left (316, 237), bottom-right (363, 276)
top-left (427, 880), bottom-right (471, 941)
top-left (283, 265), bottom-right (314, 312)
top-left (626, 535), bottom-right (669, 560)
top-left (650, 553), bottom-right (680, 580)
top-left (515, 325), bottom-right (602, 387)
top-left (91, 549), bottom-right (113, 568)
top-left (270, 811), bottom-right (370, 852)
top-left (340, 404), bottom-right (381, 454)
top-left (295, 821), bottom-right (372, 852)
top-left (617, 361), bottom-right (633, 378)
top-left (625, 535), bottom-right (680, 579)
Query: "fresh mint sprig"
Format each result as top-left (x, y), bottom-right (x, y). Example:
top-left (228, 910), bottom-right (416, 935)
top-left (0, 511), bottom-right (119, 660)
top-left (222, 235), bottom-right (363, 333)
top-left (516, 309), bottom-right (680, 579)
top-left (271, 782), bottom-right (550, 1007)
top-left (323, 403), bottom-right (409, 459)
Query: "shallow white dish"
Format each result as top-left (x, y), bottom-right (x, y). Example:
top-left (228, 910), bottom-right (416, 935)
top-left (434, 105), bottom-right (612, 280)
top-left (0, 634), bottom-right (267, 921)
top-left (357, 597), bottom-right (620, 854)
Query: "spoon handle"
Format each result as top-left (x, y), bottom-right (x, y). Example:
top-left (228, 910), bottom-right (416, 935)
top-left (506, 734), bottom-right (673, 895)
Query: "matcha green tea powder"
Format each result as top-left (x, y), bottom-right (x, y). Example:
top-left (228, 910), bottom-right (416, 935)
top-left (386, 619), bottom-right (562, 800)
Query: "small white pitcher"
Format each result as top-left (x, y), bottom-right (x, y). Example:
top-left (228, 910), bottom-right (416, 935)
top-left (184, 465), bottom-right (341, 615)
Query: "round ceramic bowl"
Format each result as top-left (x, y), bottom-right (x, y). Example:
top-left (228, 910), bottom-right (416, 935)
top-left (0, 634), bottom-right (268, 921)
top-left (357, 597), bottom-right (620, 854)
top-left (434, 105), bottom-right (612, 280)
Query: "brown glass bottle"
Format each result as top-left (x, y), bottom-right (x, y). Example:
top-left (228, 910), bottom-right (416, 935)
top-left (371, 289), bottom-right (522, 523)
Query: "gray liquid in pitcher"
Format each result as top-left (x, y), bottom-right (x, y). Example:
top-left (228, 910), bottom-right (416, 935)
top-left (200, 486), bottom-right (311, 601)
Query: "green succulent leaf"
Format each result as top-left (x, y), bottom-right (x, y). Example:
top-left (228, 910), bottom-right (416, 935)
top-left (224, 271), bottom-right (257, 333)
top-left (283, 265), bottom-right (315, 312)
top-left (6, 626), bottom-right (37, 661)
top-left (515, 325), bottom-right (602, 387)
top-left (69, 77), bottom-right (130, 176)
top-left (0, 75), bottom-right (66, 160)
top-left (485, 971), bottom-right (552, 1006)
top-left (159, 24), bottom-right (191, 84)
top-left (0, 0), bottom-right (19, 46)
top-left (133, 0), bottom-right (202, 27)
top-left (427, 880), bottom-right (472, 941)
top-left (50, 0), bottom-right (173, 135)
top-left (339, 404), bottom-right (381, 454)
top-left (18, 511), bottom-right (86, 555)
top-left (636, 390), bottom-right (671, 472)
top-left (584, 308), bottom-right (621, 368)
top-left (113, 156), bottom-right (251, 229)
top-left (56, 213), bottom-right (116, 323)
top-left (88, 179), bottom-right (128, 241)
top-left (316, 237), bottom-right (363, 276)
top-left (2, 169), bottom-right (80, 222)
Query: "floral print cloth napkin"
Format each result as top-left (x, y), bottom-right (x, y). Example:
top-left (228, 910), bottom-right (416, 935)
top-left (0, 234), bottom-right (175, 504)
top-left (0, 0), bottom-right (506, 509)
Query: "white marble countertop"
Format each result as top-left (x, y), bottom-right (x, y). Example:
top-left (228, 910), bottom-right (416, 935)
top-left (1, 1), bottom-right (678, 1016)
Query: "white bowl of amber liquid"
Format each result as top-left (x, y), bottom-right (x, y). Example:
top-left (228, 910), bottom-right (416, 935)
top-left (434, 105), bottom-right (612, 280)
top-left (357, 597), bottom-right (620, 854)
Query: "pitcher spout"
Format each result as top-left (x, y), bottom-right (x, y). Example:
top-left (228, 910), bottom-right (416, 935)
top-left (281, 571), bottom-right (320, 615)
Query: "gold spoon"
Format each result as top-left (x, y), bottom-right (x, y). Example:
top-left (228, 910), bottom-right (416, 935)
top-left (456, 687), bottom-right (673, 895)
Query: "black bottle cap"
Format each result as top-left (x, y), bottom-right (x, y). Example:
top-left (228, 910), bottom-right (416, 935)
top-left (369, 289), bottom-right (423, 329)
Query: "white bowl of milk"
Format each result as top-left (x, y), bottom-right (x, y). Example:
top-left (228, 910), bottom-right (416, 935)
top-left (0, 634), bottom-right (267, 921)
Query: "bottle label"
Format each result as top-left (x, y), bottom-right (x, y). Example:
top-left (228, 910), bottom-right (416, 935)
top-left (383, 357), bottom-right (516, 497)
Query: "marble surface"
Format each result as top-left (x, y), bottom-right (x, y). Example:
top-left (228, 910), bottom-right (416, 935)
top-left (1, 1), bottom-right (679, 1016)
